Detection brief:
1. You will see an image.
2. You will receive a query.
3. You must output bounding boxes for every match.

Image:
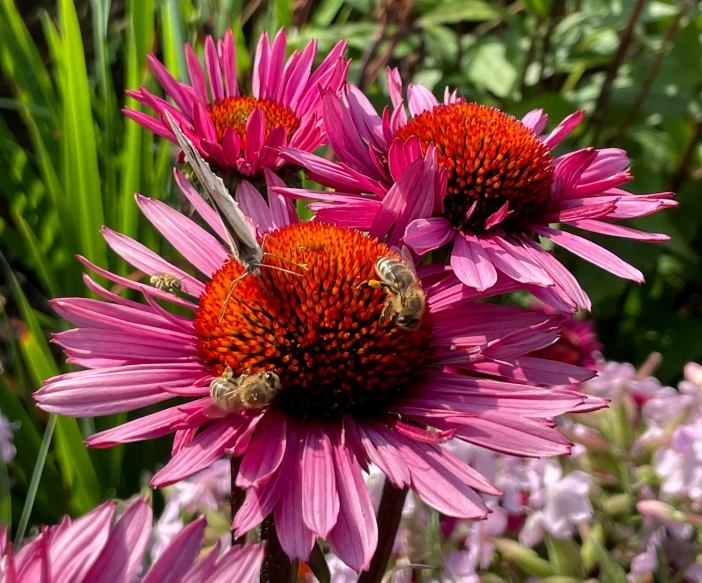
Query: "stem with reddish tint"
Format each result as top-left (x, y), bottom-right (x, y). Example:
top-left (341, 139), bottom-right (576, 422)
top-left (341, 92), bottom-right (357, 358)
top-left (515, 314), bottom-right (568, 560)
top-left (358, 480), bottom-right (409, 583)
top-left (260, 515), bottom-right (296, 583)
top-left (230, 456), bottom-right (246, 545)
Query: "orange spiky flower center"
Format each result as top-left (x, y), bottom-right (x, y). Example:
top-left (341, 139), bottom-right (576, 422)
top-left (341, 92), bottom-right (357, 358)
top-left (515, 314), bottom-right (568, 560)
top-left (207, 96), bottom-right (300, 146)
top-left (194, 223), bottom-right (432, 419)
top-left (396, 103), bottom-right (554, 231)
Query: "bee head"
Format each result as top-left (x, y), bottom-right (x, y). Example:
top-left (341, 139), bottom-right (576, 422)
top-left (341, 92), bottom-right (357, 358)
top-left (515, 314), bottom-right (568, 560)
top-left (396, 315), bottom-right (422, 330)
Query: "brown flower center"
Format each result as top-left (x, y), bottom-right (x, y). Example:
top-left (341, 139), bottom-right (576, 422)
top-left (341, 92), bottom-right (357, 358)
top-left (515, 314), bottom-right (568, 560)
top-left (207, 96), bottom-right (300, 146)
top-left (397, 103), bottom-right (554, 232)
top-left (194, 223), bottom-right (431, 419)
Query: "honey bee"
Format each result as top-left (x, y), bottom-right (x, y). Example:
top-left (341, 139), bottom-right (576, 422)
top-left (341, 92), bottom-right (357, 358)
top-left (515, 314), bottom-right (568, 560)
top-left (150, 272), bottom-right (182, 293)
top-left (208, 367), bottom-right (282, 415)
top-left (362, 247), bottom-right (426, 330)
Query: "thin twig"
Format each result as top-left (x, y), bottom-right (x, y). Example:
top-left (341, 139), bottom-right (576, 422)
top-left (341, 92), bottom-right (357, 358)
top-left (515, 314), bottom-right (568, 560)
top-left (611, 2), bottom-right (689, 143)
top-left (587, 0), bottom-right (647, 143)
top-left (357, 20), bottom-right (388, 90)
top-left (230, 456), bottom-right (246, 545)
top-left (669, 119), bottom-right (702, 194)
top-left (260, 515), bottom-right (296, 583)
top-left (358, 480), bottom-right (409, 583)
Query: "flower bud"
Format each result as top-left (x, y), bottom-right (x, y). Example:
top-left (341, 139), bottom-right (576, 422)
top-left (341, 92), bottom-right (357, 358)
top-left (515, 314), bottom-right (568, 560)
top-left (684, 362), bottom-right (702, 387)
top-left (603, 493), bottom-right (633, 517)
top-left (492, 538), bottom-right (554, 577)
top-left (580, 523), bottom-right (605, 572)
top-left (545, 535), bottom-right (584, 578)
top-left (636, 500), bottom-right (687, 523)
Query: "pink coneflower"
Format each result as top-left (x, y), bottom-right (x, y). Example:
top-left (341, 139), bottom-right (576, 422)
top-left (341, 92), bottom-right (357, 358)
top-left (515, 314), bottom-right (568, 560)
top-left (0, 497), bottom-right (263, 582)
top-left (35, 176), bottom-right (604, 572)
top-left (278, 70), bottom-right (676, 312)
top-left (124, 29), bottom-right (348, 179)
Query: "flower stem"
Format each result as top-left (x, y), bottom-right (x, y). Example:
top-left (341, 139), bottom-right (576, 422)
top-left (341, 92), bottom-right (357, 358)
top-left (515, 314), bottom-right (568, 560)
top-left (260, 514), bottom-right (297, 583)
top-left (358, 480), bottom-right (409, 583)
top-left (230, 456), bottom-right (246, 545)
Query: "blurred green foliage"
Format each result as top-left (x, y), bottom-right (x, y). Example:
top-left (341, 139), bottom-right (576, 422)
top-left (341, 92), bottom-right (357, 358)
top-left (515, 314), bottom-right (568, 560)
top-left (0, 0), bottom-right (700, 534)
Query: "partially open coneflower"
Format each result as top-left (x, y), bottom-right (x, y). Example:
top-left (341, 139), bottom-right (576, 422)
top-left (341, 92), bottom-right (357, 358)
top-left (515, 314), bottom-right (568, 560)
top-left (277, 69), bottom-right (676, 312)
top-left (35, 177), bottom-right (604, 572)
top-left (0, 498), bottom-right (263, 582)
top-left (124, 29), bottom-right (348, 179)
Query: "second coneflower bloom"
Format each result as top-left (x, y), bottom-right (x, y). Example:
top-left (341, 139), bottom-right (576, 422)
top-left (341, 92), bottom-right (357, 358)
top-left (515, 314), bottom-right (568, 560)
top-left (278, 70), bottom-right (676, 312)
top-left (124, 29), bottom-right (348, 179)
top-left (36, 175), bottom-right (604, 572)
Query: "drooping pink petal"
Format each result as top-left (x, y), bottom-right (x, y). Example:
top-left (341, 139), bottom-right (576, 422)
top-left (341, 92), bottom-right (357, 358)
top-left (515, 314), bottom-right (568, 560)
top-left (237, 410), bottom-right (287, 488)
top-left (328, 423), bottom-right (378, 572)
top-left (274, 424), bottom-right (315, 562)
top-left (521, 109), bottom-right (548, 134)
top-left (151, 419), bottom-right (247, 487)
top-left (382, 427), bottom-right (488, 519)
top-left (359, 421), bottom-right (410, 487)
top-left (481, 236), bottom-right (554, 287)
top-left (346, 85), bottom-right (386, 150)
top-left (301, 421), bottom-right (340, 538)
top-left (450, 232), bottom-right (497, 292)
top-left (202, 543), bottom-right (265, 583)
top-left (148, 54), bottom-right (194, 116)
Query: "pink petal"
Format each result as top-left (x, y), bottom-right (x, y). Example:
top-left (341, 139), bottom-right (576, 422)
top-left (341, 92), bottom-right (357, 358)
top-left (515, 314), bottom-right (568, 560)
top-left (407, 83), bottom-right (438, 117)
top-left (151, 420), bottom-right (246, 487)
top-left (237, 410), bottom-right (287, 488)
top-left (84, 498), bottom-right (152, 582)
top-left (323, 92), bottom-right (379, 178)
top-left (263, 29), bottom-right (287, 100)
top-left (521, 109), bottom-right (548, 134)
top-left (174, 169), bottom-right (228, 241)
top-left (122, 109), bottom-right (174, 141)
top-left (450, 231), bottom-right (497, 292)
top-left (383, 428), bottom-right (488, 519)
top-left (274, 424), bottom-right (315, 562)
top-left (481, 236), bottom-right (554, 287)
top-left (220, 30), bottom-right (238, 98)
top-left (193, 101), bottom-right (218, 143)
top-left (205, 36), bottom-right (224, 101)
top-left (222, 127), bottom-right (243, 167)
top-left (328, 424), bottom-right (378, 572)
top-left (570, 219), bottom-right (670, 242)
top-left (403, 217), bottom-right (454, 255)
top-left (135, 194), bottom-right (228, 276)
top-left (359, 421), bottom-right (410, 487)
top-left (85, 400), bottom-right (208, 447)
top-left (244, 108), bottom-right (266, 174)
top-left (346, 85), bottom-right (386, 150)
top-left (386, 67), bottom-right (404, 108)
top-left (387, 136), bottom-right (423, 180)
top-left (283, 42), bottom-right (315, 108)
top-left (301, 422), bottom-right (340, 538)
top-left (185, 44), bottom-right (209, 103)
top-left (531, 224), bottom-right (644, 282)
top-left (581, 148), bottom-right (629, 182)
top-left (264, 169), bottom-right (297, 227)
top-left (182, 543), bottom-right (220, 583)
top-left (142, 518), bottom-right (206, 583)
top-left (542, 110), bottom-right (585, 149)
top-left (202, 543), bottom-right (265, 583)
top-left (551, 148), bottom-right (598, 199)
top-left (484, 202), bottom-right (512, 230)
top-left (50, 501), bottom-right (116, 583)
top-left (236, 180), bottom-right (273, 233)
top-left (252, 32), bottom-right (270, 99)
top-left (148, 54), bottom-right (194, 116)
top-left (445, 411), bottom-right (572, 456)
top-left (101, 227), bottom-right (205, 297)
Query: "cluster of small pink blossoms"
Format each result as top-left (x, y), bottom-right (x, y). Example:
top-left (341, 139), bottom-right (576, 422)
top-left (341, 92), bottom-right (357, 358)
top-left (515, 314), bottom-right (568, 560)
top-left (23, 27), bottom-right (680, 581)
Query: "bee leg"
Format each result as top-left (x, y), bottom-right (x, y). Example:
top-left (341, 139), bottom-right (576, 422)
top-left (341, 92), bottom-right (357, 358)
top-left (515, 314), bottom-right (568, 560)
top-left (358, 279), bottom-right (387, 290)
top-left (379, 300), bottom-right (393, 326)
top-left (222, 366), bottom-right (234, 381)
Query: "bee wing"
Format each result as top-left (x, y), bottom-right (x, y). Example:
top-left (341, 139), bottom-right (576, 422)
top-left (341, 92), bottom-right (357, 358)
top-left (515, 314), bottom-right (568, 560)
top-left (203, 401), bottom-right (229, 419)
top-left (390, 245), bottom-right (418, 276)
top-left (165, 112), bottom-right (262, 266)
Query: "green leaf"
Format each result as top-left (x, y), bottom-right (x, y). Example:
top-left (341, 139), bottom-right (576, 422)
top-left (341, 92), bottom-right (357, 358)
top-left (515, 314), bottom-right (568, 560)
top-left (10, 211), bottom-right (60, 298)
top-left (417, 0), bottom-right (504, 27)
top-left (593, 542), bottom-right (629, 583)
top-left (463, 39), bottom-right (518, 98)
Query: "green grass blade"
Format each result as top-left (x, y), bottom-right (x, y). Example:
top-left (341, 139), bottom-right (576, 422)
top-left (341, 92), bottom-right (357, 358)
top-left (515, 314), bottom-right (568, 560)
top-left (10, 211), bottom-right (60, 298)
top-left (14, 413), bottom-right (56, 545)
top-left (0, 250), bottom-right (102, 516)
top-left (160, 0), bottom-right (186, 81)
top-left (58, 0), bottom-right (108, 269)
